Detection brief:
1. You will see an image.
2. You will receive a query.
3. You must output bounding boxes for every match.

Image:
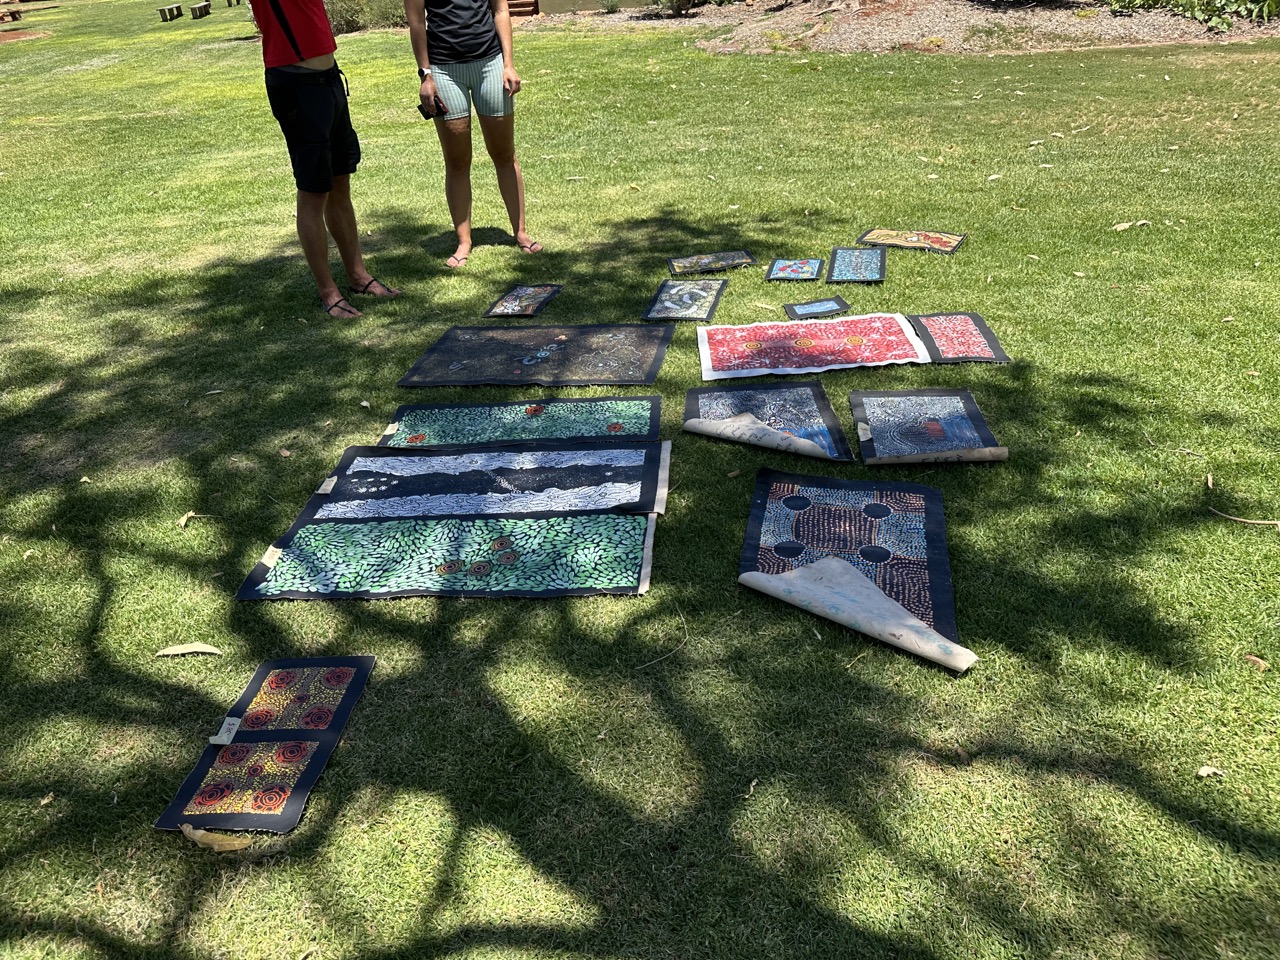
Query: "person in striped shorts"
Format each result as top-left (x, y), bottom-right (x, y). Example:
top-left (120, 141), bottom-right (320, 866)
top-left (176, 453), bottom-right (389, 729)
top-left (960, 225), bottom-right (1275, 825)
top-left (404, 0), bottom-right (541, 268)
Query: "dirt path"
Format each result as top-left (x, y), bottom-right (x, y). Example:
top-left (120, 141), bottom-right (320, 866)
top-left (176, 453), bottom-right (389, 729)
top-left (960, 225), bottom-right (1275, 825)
top-left (520, 0), bottom-right (1280, 55)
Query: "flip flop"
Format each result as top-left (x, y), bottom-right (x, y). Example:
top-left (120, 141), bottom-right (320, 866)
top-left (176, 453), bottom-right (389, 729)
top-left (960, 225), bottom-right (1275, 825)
top-left (518, 241), bottom-right (543, 255)
top-left (349, 277), bottom-right (400, 298)
top-left (446, 254), bottom-right (469, 269)
top-left (322, 297), bottom-right (360, 317)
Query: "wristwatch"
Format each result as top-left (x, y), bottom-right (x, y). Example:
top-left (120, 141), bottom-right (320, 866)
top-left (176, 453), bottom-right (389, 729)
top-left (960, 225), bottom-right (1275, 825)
top-left (417, 67), bottom-right (432, 80)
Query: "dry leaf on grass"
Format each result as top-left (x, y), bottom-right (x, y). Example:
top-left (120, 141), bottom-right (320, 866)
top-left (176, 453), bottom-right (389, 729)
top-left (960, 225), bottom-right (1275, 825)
top-left (1113, 222), bottom-right (1133, 231)
top-left (1244, 654), bottom-right (1270, 672)
top-left (40, 793), bottom-right (53, 806)
top-left (726, 470), bottom-right (742, 479)
top-left (204, 390), bottom-right (223, 396)
top-left (155, 643), bottom-right (222, 658)
top-left (1197, 765), bottom-right (1224, 779)
top-left (987, 174), bottom-right (1002, 181)
top-left (279, 449), bottom-right (292, 458)
top-left (1073, 271), bottom-right (1086, 277)
top-left (181, 823), bottom-right (252, 852)
top-left (177, 511), bottom-right (196, 529)
top-left (79, 477), bottom-right (91, 484)
top-left (22, 549), bottom-right (34, 560)
top-left (359, 400), bottom-right (371, 409)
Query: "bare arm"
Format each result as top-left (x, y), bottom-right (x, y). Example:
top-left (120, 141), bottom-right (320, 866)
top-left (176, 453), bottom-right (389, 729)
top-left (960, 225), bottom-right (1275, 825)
top-left (489, 0), bottom-right (521, 94)
top-left (404, 0), bottom-right (446, 115)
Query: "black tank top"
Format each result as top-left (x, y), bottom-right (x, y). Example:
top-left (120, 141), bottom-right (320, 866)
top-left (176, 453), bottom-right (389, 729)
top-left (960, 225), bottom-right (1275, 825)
top-left (425, 0), bottom-right (502, 64)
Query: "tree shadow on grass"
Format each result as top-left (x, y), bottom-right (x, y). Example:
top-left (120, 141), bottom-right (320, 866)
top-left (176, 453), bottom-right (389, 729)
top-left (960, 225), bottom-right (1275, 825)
top-left (1, 207), bottom-right (1276, 958)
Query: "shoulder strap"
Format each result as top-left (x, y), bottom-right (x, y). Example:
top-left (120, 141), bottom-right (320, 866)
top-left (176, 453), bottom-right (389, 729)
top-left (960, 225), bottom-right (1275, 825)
top-left (265, 0), bottom-right (305, 61)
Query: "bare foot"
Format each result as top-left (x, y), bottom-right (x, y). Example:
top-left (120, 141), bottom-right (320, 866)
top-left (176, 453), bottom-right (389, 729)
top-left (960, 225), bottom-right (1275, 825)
top-left (321, 294), bottom-right (362, 318)
top-left (446, 243), bottom-right (472, 269)
top-left (349, 276), bottom-right (401, 298)
top-left (516, 232), bottom-right (543, 254)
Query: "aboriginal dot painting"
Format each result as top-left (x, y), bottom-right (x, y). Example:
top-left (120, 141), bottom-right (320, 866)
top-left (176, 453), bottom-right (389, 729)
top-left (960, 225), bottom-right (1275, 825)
top-left (856, 229), bottom-right (967, 255)
top-left (642, 279), bottom-right (727, 321)
top-left (849, 389), bottom-right (1002, 463)
top-left (483, 284), bottom-right (563, 317)
top-left (765, 259), bottom-right (824, 282)
top-left (380, 397), bottom-right (660, 449)
top-left (399, 325), bottom-right (675, 387)
top-left (668, 250), bottom-right (757, 275)
top-left (907, 313), bottom-right (1010, 363)
top-left (825, 248), bottom-right (886, 283)
top-left (740, 469), bottom-right (957, 641)
top-left (696, 313), bottom-right (930, 380)
top-left (783, 296), bottom-right (850, 321)
top-left (684, 382), bottom-right (853, 461)
top-left (155, 656), bottom-right (374, 833)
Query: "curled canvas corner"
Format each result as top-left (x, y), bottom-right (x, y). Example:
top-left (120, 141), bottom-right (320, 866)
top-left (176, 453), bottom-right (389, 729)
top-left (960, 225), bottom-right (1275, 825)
top-left (637, 515), bottom-right (657, 594)
top-left (866, 446), bottom-right (1009, 465)
top-left (654, 441), bottom-right (673, 515)
top-left (685, 413), bottom-right (835, 460)
top-left (738, 556), bottom-right (978, 673)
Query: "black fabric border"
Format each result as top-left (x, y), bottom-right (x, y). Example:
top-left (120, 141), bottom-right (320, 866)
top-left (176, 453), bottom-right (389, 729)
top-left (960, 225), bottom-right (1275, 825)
top-left (738, 468), bottom-right (958, 642)
top-left (765, 258), bottom-right (825, 282)
top-left (825, 246), bottom-right (886, 284)
top-left (906, 313), bottom-right (1010, 364)
top-left (377, 396), bottom-right (662, 448)
top-left (856, 229), bottom-right (967, 256)
top-left (481, 283), bottom-right (564, 318)
top-left (641, 278), bottom-right (727, 322)
top-left (666, 250), bottom-right (757, 275)
top-left (154, 656), bottom-right (374, 833)
top-left (683, 381), bottom-right (853, 462)
top-left (398, 324), bottom-right (676, 387)
top-left (848, 389), bottom-right (1001, 463)
top-left (782, 296), bottom-right (850, 321)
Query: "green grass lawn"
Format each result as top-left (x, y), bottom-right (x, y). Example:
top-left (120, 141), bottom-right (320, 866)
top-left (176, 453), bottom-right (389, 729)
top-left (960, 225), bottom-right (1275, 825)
top-left (2, 2), bottom-right (1279, 957)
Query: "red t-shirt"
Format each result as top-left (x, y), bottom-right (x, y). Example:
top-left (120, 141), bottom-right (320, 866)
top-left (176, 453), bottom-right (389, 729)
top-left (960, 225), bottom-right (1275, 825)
top-left (249, 0), bottom-right (337, 68)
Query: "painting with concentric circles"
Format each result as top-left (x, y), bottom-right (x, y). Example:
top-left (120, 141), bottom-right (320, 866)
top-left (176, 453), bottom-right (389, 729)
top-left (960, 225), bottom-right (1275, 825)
top-left (739, 469), bottom-right (957, 641)
top-left (155, 657), bottom-right (374, 833)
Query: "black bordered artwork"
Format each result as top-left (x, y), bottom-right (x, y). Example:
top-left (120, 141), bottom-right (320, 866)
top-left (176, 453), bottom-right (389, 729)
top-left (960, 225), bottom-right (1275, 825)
top-left (482, 283), bottom-right (563, 318)
top-left (398, 324), bottom-right (676, 387)
top-left (739, 468), bottom-right (957, 641)
top-left (782, 296), bottom-right (851, 321)
top-left (683, 381), bottom-right (853, 461)
top-left (856, 229), bottom-right (967, 255)
top-left (765, 258), bottom-right (824, 282)
top-left (154, 656), bottom-right (375, 833)
top-left (825, 246), bottom-right (887, 283)
top-left (849, 389), bottom-right (1003, 465)
top-left (906, 313), bottom-right (1010, 363)
top-left (236, 442), bottom-right (668, 601)
top-left (642, 279), bottom-right (727, 321)
top-left (667, 250), bottom-right (757, 275)
top-left (379, 396), bottom-right (661, 449)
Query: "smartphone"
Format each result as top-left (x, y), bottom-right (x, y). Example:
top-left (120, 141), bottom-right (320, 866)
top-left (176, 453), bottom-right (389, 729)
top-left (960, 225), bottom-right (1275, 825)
top-left (416, 97), bottom-right (449, 119)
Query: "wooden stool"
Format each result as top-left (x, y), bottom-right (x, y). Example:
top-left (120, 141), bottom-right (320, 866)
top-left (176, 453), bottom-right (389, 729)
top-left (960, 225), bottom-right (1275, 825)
top-left (157, 3), bottom-right (183, 20)
top-left (190, 0), bottom-right (210, 18)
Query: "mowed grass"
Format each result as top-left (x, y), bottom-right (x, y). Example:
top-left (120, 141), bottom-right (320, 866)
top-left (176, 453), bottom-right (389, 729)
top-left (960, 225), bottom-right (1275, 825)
top-left (2, 1), bottom-right (1279, 957)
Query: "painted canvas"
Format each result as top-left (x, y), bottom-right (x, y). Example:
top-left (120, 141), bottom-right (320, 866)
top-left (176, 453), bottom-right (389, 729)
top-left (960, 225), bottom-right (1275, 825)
top-left (237, 443), bottom-right (667, 600)
top-left (483, 284), bottom-right (563, 317)
top-left (380, 397), bottom-right (661, 449)
top-left (696, 313), bottom-right (930, 380)
top-left (668, 250), bottom-right (757, 275)
top-left (684, 382), bottom-right (852, 461)
top-left (849, 389), bottom-right (1006, 465)
top-left (399, 325), bottom-right (675, 387)
top-left (907, 313), bottom-right (1010, 363)
top-left (857, 229), bottom-right (966, 255)
top-left (825, 247), bottom-right (886, 283)
top-left (643, 279), bottom-right (727, 321)
top-left (155, 657), bottom-right (374, 833)
top-left (739, 469), bottom-right (957, 641)
top-left (783, 296), bottom-right (850, 321)
top-left (765, 259), bottom-right (824, 282)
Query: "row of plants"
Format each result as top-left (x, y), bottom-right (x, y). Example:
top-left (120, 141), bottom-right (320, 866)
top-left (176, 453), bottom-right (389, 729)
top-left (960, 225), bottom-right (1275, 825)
top-left (1109, 0), bottom-right (1277, 30)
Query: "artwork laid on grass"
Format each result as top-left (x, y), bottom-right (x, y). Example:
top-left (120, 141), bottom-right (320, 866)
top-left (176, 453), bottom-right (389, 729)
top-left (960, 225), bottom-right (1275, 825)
top-left (850, 389), bottom-right (1007, 465)
top-left (483, 284), bottom-right (563, 317)
top-left (155, 657), bottom-right (374, 833)
top-left (237, 443), bottom-right (667, 600)
top-left (399, 325), bottom-right (675, 387)
top-left (856, 229), bottom-right (966, 255)
top-left (683, 381), bottom-right (852, 461)
top-left (696, 313), bottom-right (929, 380)
top-left (765, 258), bottom-right (824, 282)
top-left (668, 250), bottom-right (756, 275)
top-left (380, 396), bottom-right (661, 449)
top-left (739, 470), bottom-right (972, 669)
top-left (825, 247), bottom-right (886, 283)
top-left (783, 296), bottom-right (850, 321)
top-left (642, 279), bottom-right (727, 321)
top-left (907, 313), bottom-right (1010, 363)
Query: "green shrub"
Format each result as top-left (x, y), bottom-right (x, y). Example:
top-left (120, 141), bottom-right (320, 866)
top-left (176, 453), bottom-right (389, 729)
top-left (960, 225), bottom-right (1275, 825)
top-left (655, 0), bottom-right (710, 16)
top-left (601, 0), bottom-right (622, 12)
top-left (1107, 0), bottom-right (1277, 30)
top-left (325, 0), bottom-right (408, 35)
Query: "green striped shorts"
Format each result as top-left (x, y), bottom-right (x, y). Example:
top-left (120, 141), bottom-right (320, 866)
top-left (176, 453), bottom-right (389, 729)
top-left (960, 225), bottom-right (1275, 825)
top-left (433, 53), bottom-right (513, 119)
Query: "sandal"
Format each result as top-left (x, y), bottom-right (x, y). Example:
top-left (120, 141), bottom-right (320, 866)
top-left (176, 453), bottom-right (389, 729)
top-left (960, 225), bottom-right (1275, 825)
top-left (518, 240), bottom-right (543, 254)
top-left (446, 254), bottom-right (469, 269)
top-left (349, 276), bottom-right (400, 298)
top-left (322, 296), bottom-right (360, 318)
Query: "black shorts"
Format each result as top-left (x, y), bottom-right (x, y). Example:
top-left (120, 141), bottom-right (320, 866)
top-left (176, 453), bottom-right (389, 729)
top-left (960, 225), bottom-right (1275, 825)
top-left (265, 64), bottom-right (361, 194)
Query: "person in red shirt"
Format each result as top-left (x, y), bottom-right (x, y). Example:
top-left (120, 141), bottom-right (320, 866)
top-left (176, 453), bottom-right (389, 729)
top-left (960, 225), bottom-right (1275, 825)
top-left (249, 0), bottom-right (399, 316)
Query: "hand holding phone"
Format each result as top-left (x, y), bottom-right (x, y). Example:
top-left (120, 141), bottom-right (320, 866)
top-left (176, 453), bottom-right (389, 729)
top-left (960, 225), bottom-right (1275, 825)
top-left (417, 96), bottom-right (448, 119)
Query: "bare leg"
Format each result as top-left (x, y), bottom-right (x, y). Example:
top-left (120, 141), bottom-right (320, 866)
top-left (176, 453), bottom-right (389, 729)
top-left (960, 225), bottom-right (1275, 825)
top-left (478, 113), bottom-right (539, 253)
top-left (297, 188), bottom-right (360, 316)
top-left (435, 116), bottom-right (474, 267)
top-left (322, 174), bottom-right (398, 297)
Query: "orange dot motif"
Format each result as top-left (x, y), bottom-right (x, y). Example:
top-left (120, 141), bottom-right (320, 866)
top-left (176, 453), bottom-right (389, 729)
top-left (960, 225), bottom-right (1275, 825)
top-left (183, 740), bottom-right (318, 817)
top-left (845, 336), bottom-right (865, 346)
top-left (239, 666), bottom-right (355, 732)
top-left (793, 338), bottom-right (814, 348)
top-left (745, 341), bottom-right (764, 351)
